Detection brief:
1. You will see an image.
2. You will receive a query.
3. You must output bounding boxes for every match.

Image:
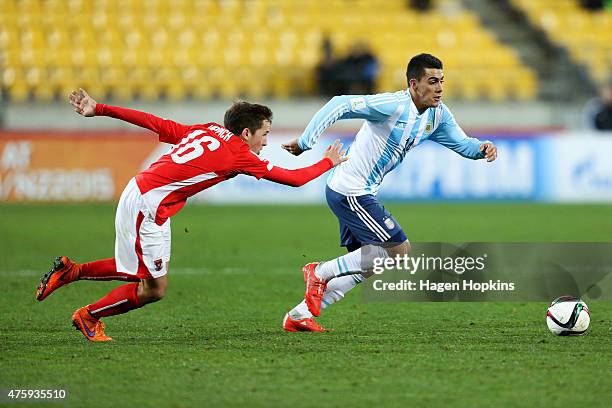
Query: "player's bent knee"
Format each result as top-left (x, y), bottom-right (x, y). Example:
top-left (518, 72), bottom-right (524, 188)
top-left (149, 286), bottom-right (167, 302)
top-left (139, 276), bottom-right (168, 304)
top-left (403, 240), bottom-right (412, 255)
top-left (143, 288), bottom-right (166, 303)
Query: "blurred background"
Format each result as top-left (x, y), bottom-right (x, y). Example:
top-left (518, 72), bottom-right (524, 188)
top-left (1, 0), bottom-right (611, 204)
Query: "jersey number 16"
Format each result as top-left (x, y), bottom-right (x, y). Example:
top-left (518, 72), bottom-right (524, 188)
top-left (171, 130), bottom-right (220, 164)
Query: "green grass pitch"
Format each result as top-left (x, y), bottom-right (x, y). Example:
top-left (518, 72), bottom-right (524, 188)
top-left (1, 203), bottom-right (611, 407)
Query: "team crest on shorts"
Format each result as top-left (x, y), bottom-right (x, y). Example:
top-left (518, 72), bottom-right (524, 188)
top-left (154, 259), bottom-right (163, 271)
top-left (384, 218), bottom-right (395, 230)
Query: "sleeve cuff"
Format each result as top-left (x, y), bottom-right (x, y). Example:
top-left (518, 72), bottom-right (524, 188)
top-left (94, 103), bottom-right (106, 116)
top-left (297, 137), bottom-right (309, 151)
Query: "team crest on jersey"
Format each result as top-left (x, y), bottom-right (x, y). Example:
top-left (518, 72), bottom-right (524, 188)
top-left (384, 218), bottom-right (395, 230)
top-left (425, 122), bottom-right (433, 133)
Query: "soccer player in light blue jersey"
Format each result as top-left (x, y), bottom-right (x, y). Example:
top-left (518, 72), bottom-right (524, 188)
top-left (280, 54), bottom-right (498, 332)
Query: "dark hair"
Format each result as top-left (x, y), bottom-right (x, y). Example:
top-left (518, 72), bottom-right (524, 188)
top-left (406, 53), bottom-right (443, 82)
top-left (223, 101), bottom-right (273, 136)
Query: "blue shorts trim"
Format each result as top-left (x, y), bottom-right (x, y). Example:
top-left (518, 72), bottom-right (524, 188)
top-left (325, 185), bottom-right (407, 248)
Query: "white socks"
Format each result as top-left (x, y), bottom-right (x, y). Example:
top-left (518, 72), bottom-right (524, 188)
top-left (288, 273), bottom-right (367, 320)
top-left (288, 245), bottom-right (389, 321)
top-left (314, 245), bottom-right (388, 282)
top-left (288, 300), bottom-right (312, 320)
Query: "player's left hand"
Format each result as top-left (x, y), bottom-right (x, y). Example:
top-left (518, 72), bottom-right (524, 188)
top-left (480, 142), bottom-right (497, 162)
top-left (323, 139), bottom-right (348, 167)
top-left (281, 138), bottom-right (304, 156)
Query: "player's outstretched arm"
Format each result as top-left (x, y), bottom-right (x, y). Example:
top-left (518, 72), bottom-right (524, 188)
top-left (430, 104), bottom-right (497, 161)
top-left (68, 88), bottom-right (190, 144)
top-left (281, 96), bottom-right (354, 156)
top-left (282, 94), bottom-right (398, 156)
top-left (264, 140), bottom-right (348, 187)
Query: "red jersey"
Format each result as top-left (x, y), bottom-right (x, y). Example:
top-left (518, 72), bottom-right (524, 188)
top-left (138, 122), bottom-right (274, 224)
top-left (96, 104), bottom-right (333, 225)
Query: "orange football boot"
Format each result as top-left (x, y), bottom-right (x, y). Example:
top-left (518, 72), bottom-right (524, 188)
top-left (282, 313), bottom-right (328, 332)
top-left (303, 262), bottom-right (327, 317)
top-left (71, 306), bottom-right (113, 342)
top-left (36, 256), bottom-right (80, 301)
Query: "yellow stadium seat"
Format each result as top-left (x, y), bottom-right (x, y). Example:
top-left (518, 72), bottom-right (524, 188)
top-left (272, 76), bottom-right (291, 99)
top-left (166, 83), bottom-right (188, 102)
top-left (512, 0), bottom-right (611, 86)
top-left (486, 81), bottom-right (510, 102)
top-left (8, 82), bottom-right (29, 102)
top-left (192, 80), bottom-right (213, 100)
top-left (0, 0), bottom-right (539, 101)
top-left (112, 84), bottom-right (137, 102)
top-left (33, 83), bottom-right (55, 102)
top-left (218, 78), bottom-right (241, 100)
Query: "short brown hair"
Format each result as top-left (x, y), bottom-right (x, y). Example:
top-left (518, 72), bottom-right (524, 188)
top-left (406, 53), bottom-right (443, 82)
top-left (224, 101), bottom-right (273, 136)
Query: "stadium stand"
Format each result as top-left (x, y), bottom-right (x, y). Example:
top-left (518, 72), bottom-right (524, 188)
top-left (0, 0), bottom-right (537, 102)
top-left (512, 0), bottom-right (612, 84)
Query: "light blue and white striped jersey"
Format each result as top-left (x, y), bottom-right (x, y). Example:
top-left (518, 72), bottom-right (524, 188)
top-left (297, 90), bottom-right (487, 196)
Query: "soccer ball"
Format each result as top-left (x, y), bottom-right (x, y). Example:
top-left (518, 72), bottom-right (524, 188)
top-left (546, 296), bottom-right (590, 336)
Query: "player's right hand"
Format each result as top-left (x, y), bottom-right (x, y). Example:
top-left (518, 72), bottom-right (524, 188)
top-left (69, 88), bottom-right (97, 117)
top-left (324, 139), bottom-right (348, 167)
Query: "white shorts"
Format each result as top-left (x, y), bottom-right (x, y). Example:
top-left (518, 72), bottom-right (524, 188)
top-left (115, 178), bottom-right (171, 279)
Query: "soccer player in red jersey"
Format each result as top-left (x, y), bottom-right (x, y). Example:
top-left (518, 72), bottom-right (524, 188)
top-left (35, 88), bottom-right (347, 342)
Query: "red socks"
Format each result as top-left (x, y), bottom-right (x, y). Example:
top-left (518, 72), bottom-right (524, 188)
top-left (77, 259), bottom-right (147, 318)
top-left (79, 258), bottom-right (140, 282)
top-left (87, 283), bottom-right (142, 318)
